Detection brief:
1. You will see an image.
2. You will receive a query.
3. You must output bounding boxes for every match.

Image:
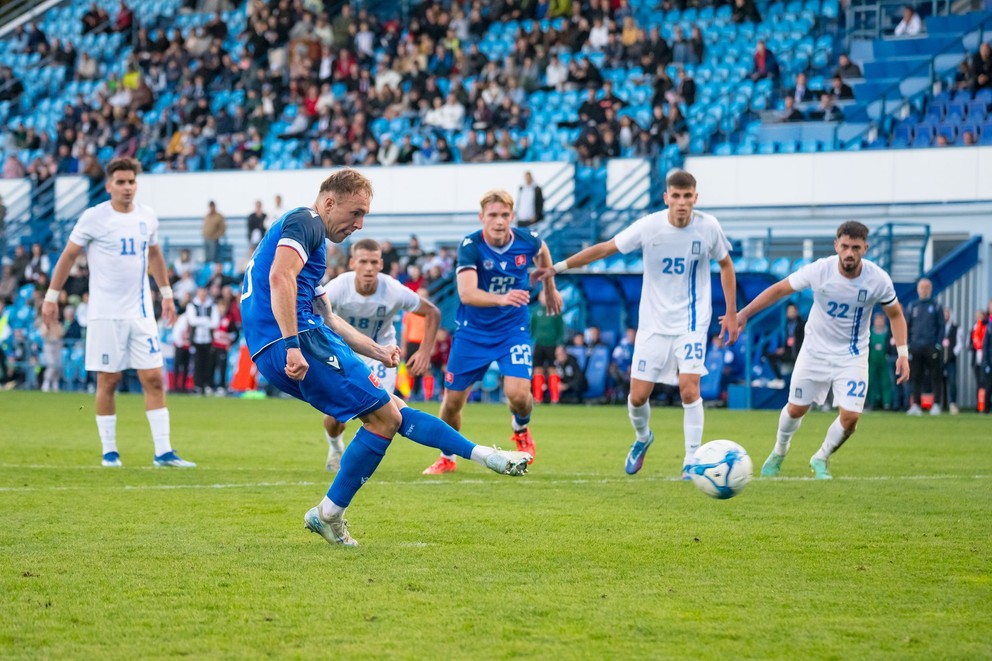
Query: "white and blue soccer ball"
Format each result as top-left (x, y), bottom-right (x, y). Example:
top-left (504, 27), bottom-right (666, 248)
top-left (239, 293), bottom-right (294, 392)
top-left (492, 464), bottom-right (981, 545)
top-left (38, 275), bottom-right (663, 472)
top-left (688, 440), bottom-right (753, 500)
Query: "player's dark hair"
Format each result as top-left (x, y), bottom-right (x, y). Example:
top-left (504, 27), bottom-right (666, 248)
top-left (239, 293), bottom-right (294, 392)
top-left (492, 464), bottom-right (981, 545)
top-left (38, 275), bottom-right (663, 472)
top-left (319, 168), bottom-right (374, 199)
top-left (351, 238), bottom-right (381, 255)
top-left (105, 157), bottom-right (141, 178)
top-left (666, 169), bottom-right (697, 190)
top-left (836, 221), bottom-right (869, 241)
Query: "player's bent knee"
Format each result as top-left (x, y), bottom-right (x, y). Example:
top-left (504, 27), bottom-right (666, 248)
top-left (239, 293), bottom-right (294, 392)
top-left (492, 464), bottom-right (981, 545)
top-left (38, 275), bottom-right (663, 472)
top-left (787, 403), bottom-right (810, 418)
top-left (365, 400), bottom-right (402, 438)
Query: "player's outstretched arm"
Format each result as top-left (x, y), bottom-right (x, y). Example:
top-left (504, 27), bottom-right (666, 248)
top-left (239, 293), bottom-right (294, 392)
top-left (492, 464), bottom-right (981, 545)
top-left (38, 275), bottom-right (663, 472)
top-left (736, 278), bottom-right (797, 330)
top-left (41, 240), bottom-right (84, 328)
top-left (885, 301), bottom-right (911, 384)
top-left (407, 299), bottom-right (440, 376)
top-left (457, 268), bottom-right (529, 308)
top-left (531, 239), bottom-right (620, 285)
top-left (147, 244), bottom-right (176, 326)
top-left (717, 255), bottom-right (738, 344)
top-left (270, 247), bottom-right (308, 381)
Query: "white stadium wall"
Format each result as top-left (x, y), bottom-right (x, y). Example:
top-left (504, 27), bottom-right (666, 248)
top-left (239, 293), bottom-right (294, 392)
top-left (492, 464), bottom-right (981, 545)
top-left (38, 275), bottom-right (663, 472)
top-left (132, 161), bottom-right (573, 217)
top-left (683, 146), bottom-right (992, 208)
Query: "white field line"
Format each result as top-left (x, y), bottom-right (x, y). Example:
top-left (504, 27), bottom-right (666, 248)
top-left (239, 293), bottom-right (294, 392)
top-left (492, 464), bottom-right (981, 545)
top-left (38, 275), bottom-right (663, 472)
top-left (0, 473), bottom-right (988, 493)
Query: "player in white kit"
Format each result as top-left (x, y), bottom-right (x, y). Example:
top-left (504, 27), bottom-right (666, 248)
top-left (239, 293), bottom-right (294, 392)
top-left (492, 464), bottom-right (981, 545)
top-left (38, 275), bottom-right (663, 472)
top-left (538, 170), bottom-right (739, 477)
top-left (41, 157), bottom-right (195, 468)
top-left (315, 238), bottom-right (440, 471)
top-left (734, 221), bottom-right (910, 479)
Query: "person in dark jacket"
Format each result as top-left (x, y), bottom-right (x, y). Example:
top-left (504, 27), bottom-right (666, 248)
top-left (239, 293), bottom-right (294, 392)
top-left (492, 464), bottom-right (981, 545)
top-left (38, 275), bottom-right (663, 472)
top-left (767, 302), bottom-right (805, 377)
top-left (554, 344), bottom-right (587, 404)
top-left (906, 278), bottom-right (944, 415)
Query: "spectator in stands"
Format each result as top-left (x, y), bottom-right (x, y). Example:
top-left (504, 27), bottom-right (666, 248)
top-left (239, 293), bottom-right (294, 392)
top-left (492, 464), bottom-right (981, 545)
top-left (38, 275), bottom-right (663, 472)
top-left (689, 27), bottom-right (705, 64)
top-left (809, 93), bottom-right (844, 122)
top-left (11, 245), bottom-right (29, 285)
top-left (516, 171), bottom-right (544, 228)
top-left (609, 327), bottom-right (636, 403)
top-left (665, 104), bottom-right (689, 150)
top-left (941, 307), bottom-right (963, 415)
top-left (377, 135), bottom-right (399, 165)
top-left (247, 200), bottom-right (266, 252)
top-left (82, 2), bottom-right (110, 35)
top-left (575, 129), bottom-right (605, 166)
top-left (732, 0), bottom-right (762, 23)
top-left (210, 296), bottom-right (239, 395)
top-left (3, 154), bottom-right (24, 179)
top-left (0, 265), bottom-right (17, 304)
top-left (396, 135), bottom-right (419, 164)
top-left (23, 244), bottom-right (50, 285)
top-left (835, 53), bottom-right (862, 80)
top-left (935, 135), bottom-right (950, 147)
top-left (962, 131), bottom-right (977, 145)
top-left (790, 73), bottom-right (817, 104)
top-left (0, 67), bottom-right (24, 103)
top-left (971, 43), bottom-right (992, 92)
top-left (554, 344), bottom-right (587, 404)
top-left (750, 41), bottom-right (780, 82)
top-left (38, 312), bottom-right (64, 392)
top-left (779, 95), bottom-right (805, 122)
top-left (202, 200), bottom-right (226, 264)
top-left (894, 5), bottom-right (924, 37)
top-left (546, 53), bottom-right (568, 92)
top-left (828, 74), bottom-right (855, 100)
top-left (906, 278), bottom-right (944, 415)
top-left (671, 27), bottom-right (691, 65)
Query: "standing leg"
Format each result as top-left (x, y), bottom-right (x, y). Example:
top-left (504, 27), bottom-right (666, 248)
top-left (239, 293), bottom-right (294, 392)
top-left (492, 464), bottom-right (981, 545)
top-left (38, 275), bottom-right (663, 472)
top-left (810, 408), bottom-right (860, 480)
top-left (95, 371), bottom-right (123, 466)
top-left (504, 375), bottom-right (535, 462)
top-left (138, 367), bottom-right (195, 467)
top-left (679, 373), bottom-right (703, 475)
top-left (625, 377), bottom-right (655, 475)
top-left (761, 402), bottom-right (809, 477)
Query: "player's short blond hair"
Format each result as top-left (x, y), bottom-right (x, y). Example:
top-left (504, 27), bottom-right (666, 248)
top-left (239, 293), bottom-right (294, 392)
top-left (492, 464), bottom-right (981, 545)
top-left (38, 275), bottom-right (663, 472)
top-left (479, 189), bottom-right (514, 212)
top-left (319, 169), bottom-right (374, 199)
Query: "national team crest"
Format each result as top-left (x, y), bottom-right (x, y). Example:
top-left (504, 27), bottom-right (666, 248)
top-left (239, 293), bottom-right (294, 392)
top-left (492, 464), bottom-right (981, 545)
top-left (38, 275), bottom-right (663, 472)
top-left (445, 371), bottom-right (454, 384)
top-left (102, 354), bottom-right (109, 365)
top-left (483, 259), bottom-right (495, 270)
top-left (376, 305), bottom-right (386, 317)
top-left (691, 241), bottom-right (701, 255)
top-left (515, 254), bottom-right (526, 267)
top-left (368, 372), bottom-right (381, 388)
top-left (858, 289), bottom-right (868, 302)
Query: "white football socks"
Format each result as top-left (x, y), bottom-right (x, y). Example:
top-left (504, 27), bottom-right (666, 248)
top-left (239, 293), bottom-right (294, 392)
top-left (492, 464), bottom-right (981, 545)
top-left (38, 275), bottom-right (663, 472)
top-left (319, 496), bottom-right (345, 519)
top-left (470, 445), bottom-right (494, 466)
top-left (683, 398), bottom-right (704, 466)
top-left (146, 408), bottom-right (172, 456)
top-left (324, 430), bottom-right (344, 453)
top-left (814, 417), bottom-right (851, 461)
top-left (627, 398), bottom-right (651, 442)
top-left (774, 406), bottom-right (803, 456)
top-left (96, 414), bottom-right (117, 455)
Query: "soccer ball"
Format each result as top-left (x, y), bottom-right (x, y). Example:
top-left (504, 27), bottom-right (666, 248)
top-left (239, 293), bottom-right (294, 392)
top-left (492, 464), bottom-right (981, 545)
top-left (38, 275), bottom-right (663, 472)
top-left (688, 440), bottom-right (753, 500)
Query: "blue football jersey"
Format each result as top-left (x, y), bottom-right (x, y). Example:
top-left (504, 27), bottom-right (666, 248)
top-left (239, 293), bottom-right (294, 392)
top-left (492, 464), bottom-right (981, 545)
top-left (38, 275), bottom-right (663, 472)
top-left (241, 207), bottom-right (327, 358)
top-left (454, 228), bottom-right (542, 341)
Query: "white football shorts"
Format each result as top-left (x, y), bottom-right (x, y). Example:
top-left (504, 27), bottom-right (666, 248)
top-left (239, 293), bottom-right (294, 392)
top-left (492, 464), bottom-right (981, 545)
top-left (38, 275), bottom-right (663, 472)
top-left (788, 350), bottom-right (869, 413)
top-left (631, 330), bottom-right (709, 385)
top-left (85, 318), bottom-right (164, 372)
top-left (360, 355), bottom-right (397, 395)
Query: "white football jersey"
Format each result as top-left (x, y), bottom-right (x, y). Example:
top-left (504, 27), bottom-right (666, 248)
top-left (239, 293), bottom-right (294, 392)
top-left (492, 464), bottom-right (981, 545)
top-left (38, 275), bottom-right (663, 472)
top-left (68, 201), bottom-right (160, 321)
top-left (614, 209), bottom-right (731, 335)
top-left (788, 256), bottom-right (897, 362)
top-left (322, 272), bottom-right (421, 345)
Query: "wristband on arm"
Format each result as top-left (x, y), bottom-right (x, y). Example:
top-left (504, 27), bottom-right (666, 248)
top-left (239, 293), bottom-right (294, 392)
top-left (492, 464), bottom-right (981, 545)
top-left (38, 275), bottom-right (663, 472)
top-left (283, 335), bottom-right (300, 350)
top-left (896, 345), bottom-right (909, 358)
top-left (553, 260), bottom-right (568, 274)
top-left (44, 289), bottom-right (61, 303)
top-left (159, 286), bottom-right (174, 299)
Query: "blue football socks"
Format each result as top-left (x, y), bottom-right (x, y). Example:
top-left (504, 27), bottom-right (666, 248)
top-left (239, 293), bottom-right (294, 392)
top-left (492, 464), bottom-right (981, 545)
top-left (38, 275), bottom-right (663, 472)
top-left (399, 407), bottom-right (475, 459)
top-left (512, 412), bottom-right (531, 432)
top-left (326, 427), bottom-right (391, 508)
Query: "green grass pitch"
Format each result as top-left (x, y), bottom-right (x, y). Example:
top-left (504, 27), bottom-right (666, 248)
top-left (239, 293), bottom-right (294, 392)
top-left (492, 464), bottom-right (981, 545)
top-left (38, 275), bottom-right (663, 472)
top-left (1, 391), bottom-right (989, 659)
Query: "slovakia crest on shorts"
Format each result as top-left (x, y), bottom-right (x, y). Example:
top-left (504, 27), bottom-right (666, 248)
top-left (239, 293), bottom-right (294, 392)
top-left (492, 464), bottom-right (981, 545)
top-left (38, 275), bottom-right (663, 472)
top-left (445, 371), bottom-right (454, 383)
top-left (515, 254), bottom-right (526, 267)
top-left (483, 259), bottom-right (495, 270)
top-left (691, 241), bottom-right (701, 255)
top-left (858, 289), bottom-right (868, 302)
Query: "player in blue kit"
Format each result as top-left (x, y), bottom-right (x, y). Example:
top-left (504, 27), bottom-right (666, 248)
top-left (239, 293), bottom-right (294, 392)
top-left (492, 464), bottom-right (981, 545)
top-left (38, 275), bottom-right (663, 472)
top-left (240, 170), bottom-right (532, 547)
top-left (423, 189), bottom-right (562, 475)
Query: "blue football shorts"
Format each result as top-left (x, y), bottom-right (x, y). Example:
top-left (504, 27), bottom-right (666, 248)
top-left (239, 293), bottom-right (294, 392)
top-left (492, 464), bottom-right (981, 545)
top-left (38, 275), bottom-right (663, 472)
top-left (444, 330), bottom-right (533, 391)
top-left (254, 326), bottom-right (391, 422)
